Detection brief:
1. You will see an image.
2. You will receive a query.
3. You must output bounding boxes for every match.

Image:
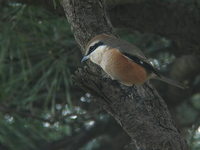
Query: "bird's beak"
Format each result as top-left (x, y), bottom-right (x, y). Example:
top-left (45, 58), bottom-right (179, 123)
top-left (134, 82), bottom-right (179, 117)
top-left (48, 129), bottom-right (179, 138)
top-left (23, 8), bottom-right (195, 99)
top-left (81, 55), bottom-right (89, 63)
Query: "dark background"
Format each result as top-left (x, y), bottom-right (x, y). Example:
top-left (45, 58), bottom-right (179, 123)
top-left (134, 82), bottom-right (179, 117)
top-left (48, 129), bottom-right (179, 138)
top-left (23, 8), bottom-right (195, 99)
top-left (0, 0), bottom-right (199, 150)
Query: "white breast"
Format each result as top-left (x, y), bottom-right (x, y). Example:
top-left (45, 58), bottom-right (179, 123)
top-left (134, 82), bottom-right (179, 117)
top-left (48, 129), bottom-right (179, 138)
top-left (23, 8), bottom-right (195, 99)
top-left (90, 45), bottom-right (109, 65)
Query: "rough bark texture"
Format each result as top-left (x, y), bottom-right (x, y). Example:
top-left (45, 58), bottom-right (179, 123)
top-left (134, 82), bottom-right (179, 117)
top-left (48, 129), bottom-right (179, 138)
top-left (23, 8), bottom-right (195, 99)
top-left (60, 0), bottom-right (189, 149)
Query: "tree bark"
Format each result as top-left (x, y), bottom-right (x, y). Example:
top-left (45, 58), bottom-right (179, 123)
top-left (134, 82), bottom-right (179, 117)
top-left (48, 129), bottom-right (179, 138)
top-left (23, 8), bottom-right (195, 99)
top-left (60, 0), bottom-right (189, 149)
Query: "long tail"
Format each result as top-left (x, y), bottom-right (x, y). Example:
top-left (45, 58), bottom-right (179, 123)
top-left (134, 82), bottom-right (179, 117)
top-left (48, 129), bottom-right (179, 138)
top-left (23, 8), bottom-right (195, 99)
top-left (153, 75), bottom-right (187, 89)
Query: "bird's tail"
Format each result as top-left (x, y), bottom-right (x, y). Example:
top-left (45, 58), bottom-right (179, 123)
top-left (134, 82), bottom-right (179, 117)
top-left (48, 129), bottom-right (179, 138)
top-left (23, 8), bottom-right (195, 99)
top-left (152, 75), bottom-right (187, 89)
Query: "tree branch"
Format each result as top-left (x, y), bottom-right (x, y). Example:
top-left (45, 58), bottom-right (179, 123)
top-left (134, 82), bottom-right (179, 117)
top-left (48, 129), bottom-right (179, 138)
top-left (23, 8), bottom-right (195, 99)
top-left (60, 0), bottom-right (188, 149)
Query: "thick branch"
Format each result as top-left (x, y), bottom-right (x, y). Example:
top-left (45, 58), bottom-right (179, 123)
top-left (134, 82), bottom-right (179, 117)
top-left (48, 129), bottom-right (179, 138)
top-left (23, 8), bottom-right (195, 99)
top-left (75, 67), bottom-right (188, 150)
top-left (61, 0), bottom-right (188, 149)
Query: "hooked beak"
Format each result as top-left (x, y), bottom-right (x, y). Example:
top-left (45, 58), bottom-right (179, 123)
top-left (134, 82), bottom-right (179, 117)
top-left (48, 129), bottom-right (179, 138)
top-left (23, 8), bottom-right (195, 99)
top-left (81, 55), bottom-right (89, 63)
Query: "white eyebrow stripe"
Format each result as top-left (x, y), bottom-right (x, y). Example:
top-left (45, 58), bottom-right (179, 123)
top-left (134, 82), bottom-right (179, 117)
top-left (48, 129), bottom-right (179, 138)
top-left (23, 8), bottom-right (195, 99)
top-left (89, 41), bottom-right (100, 47)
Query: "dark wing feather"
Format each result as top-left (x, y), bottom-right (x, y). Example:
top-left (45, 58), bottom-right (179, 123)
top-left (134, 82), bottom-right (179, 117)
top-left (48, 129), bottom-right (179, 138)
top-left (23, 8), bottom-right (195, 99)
top-left (122, 52), bottom-right (161, 77)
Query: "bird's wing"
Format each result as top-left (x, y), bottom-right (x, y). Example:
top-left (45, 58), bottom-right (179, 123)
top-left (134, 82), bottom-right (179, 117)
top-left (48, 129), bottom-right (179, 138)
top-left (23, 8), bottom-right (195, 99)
top-left (103, 36), bottom-right (160, 76)
top-left (103, 36), bottom-right (146, 58)
top-left (122, 52), bottom-right (160, 77)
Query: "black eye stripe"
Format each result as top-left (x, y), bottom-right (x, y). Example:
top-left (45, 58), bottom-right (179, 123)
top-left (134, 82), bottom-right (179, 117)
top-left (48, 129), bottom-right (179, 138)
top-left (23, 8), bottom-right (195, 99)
top-left (87, 41), bottom-right (104, 55)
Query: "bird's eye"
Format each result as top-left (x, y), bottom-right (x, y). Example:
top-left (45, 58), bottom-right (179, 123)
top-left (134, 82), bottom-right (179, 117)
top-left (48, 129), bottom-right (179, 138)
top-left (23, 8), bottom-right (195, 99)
top-left (88, 46), bottom-right (94, 54)
top-left (90, 46), bottom-right (94, 50)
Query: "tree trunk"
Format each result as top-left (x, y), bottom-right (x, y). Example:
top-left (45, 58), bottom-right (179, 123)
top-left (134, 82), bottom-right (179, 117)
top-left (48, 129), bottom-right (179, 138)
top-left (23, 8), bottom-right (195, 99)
top-left (60, 0), bottom-right (189, 149)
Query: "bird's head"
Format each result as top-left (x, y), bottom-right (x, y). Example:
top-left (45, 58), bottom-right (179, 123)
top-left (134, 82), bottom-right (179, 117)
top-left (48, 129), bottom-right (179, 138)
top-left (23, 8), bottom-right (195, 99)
top-left (81, 34), bottom-right (111, 64)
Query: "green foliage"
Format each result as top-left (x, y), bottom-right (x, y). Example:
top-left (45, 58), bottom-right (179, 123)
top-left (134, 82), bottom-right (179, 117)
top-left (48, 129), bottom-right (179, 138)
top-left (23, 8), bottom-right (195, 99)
top-left (0, 3), bottom-right (81, 150)
top-left (0, 113), bottom-right (74, 150)
top-left (188, 125), bottom-right (200, 150)
top-left (191, 94), bottom-right (200, 110)
top-left (0, 3), bottom-right (76, 110)
top-left (176, 103), bottom-right (199, 125)
top-left (52, 0), bottom-right (61, 9)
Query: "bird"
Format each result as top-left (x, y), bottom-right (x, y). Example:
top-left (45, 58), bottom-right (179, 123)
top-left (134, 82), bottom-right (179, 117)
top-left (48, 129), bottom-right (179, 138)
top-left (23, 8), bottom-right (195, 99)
top-left (81, 33), bottom-right (186, 89)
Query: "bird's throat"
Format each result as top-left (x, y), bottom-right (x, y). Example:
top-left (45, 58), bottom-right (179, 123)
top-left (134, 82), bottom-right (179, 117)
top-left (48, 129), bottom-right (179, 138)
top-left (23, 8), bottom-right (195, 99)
top-left (90, 45), bottom-right (109, 65)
